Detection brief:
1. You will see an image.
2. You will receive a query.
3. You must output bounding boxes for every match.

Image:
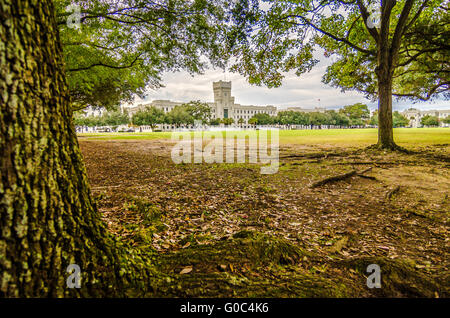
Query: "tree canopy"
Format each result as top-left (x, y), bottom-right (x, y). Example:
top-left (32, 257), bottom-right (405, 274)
top-left (131, 106), bottom-right (165, 128)
top-left (420, 114), bottom-right (440, 127)
top-left (221, 118), bottom-right (235, 126)
top-left (250, 113), bottom-right (274, 125)
top-left (229, 0), bottom-right (449, 99)
top-left (55, 0), bottom-right (230, 111)
top-left (392, 111), bottom-right (410, 127)
top-left (74, 109), bottom-right (129, 127)
top-left (180, 101), bottom-right (213, 124)
top-left (339, 103), bottom-right (370, 126)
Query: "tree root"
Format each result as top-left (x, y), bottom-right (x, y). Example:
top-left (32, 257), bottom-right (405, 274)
top-left (332, 161), bottom-right (396, 165)
top-left (357, 174), bottom-right (377, 180)
top-left (385, 185), bottom-right (401, 200)
top-left (310, 167), bottom-right (377, 188)
top-left (341, 256), bottom-right (446, 297)
top-left (366, 143), bottom-right (412, 154)
top-left (310, 170), bottom-right (358, 188)
top-left (154, 231), bottom-right (447, 297)
top-left (356, 167), bottom-right (377, 180)
top-left (280, 151), bottom-right (349, 160)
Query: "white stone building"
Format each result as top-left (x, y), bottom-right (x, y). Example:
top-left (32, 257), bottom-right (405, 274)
top-left (402, 108), bottom-right (450, 127)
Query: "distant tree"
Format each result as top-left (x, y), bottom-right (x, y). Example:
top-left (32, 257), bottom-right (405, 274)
top-left (420, 115), bottom-right (439, 127)
top-left (392, 111), bottom-right (410, 127)
top-left (366, 110), bottom-right (409, 127)
top-left (251, 113), bottom-right (273, 125)
top-left (369, 111), bottom-right (379, 126)
top-left (73, 111), bottom-right (89, 127)
top-left (132, 106), bottom-right (165, 129)
top-left (73, 114), bottom-right (103, 128)
top-left (443, 116), bottom-right (450, 124)
top-left (166, 106), bottom-right (194, 127)
top-left (238, 118), bottom-right (245, 126)
top-left (248, 117), bottom-right (258, 127)
top-left (73, 112), bottom-right (102, 132)
top-left (209, 118), bottom-right (221, 126)
top-left (277, 111), bottom-right (310, 125)
top-left (339, 103), bottom-right (370, 126)
top-left (221, 118), bottom-right (235, 126)
top-left (275, 111), bottom-right (296, 126)
top-left (292, 112), bottom-right (310, 125)
top-left (308, 112), bottom-right (329, 126)
top-left (181, 101), bottom-right (212, 124)
top-left (102, 110), bottom-right (130, 127)
top-left (275, 110), bottom-right (351, 126)
top-left (326, 110), bottom-right (350, 126)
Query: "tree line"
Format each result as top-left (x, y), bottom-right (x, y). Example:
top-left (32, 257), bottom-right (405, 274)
top-left (74, 102), bottom-right (444, 129)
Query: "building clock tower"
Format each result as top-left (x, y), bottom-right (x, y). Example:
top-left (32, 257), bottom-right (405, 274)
top-left (213, 81), bottom-right (234, 119)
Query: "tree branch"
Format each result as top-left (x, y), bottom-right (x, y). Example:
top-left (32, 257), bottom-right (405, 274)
top-left (396, 47), bottom-right (443, 67)
top-left (393, 81), bottom-right (450, 101)
top-left (345, 15), bottom-right (362, 40)
top-left (287, 15), bottom-right (374, 55)
top-left (356, 0), bottom-right (379, 42)
top-left (390, 0), bottom-right (415, 65)
top-left (404, 0), bottom-right (430, 33)
top-left (68, 54), bottom-right (142, 72)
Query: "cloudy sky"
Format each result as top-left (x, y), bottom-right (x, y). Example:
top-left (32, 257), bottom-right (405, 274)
top-left (133, 57), bottom-right (449, 112)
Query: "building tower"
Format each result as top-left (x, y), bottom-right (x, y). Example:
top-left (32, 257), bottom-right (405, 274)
top-left (213, 81), bottom-right (234, 119)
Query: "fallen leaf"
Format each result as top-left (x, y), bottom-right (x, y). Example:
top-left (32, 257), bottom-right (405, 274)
top-left (329, 236), bottom-right (348, 253)
top-left (218, 264), bottom-right (227, 272)
top-left (179, 266), bottom-right (193, 275)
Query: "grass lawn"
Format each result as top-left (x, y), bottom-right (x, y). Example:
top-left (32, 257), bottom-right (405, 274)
top-left (78, 128), bottom-right (449, 146)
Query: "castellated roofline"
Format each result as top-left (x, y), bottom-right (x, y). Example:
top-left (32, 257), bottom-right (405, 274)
top-left (213, 80), bottom-right (232, 89)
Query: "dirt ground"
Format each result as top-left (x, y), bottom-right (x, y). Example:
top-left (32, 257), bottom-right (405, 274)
top-left (79, 138), bottom-right (449, 297)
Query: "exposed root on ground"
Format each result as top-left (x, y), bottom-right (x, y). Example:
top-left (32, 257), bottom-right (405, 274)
top-left (366, 143), bottom-right (411, 154)
top-left (154, 231), bottom-right (447, 297)
top-left (385, 185), bottom-right (401, 200)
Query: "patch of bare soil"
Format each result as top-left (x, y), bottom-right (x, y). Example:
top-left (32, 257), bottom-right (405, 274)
top-left (79, 139), bottom-right (449, 297)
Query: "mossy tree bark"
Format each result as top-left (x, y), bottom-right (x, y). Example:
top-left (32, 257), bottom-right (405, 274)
top-left (0, 0), bottom-right (154, 297)
top-left (376, 51), bottom-right (396, 150)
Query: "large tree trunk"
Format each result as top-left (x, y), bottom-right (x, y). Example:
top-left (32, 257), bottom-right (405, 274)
top-left (377, 75), bottom-right (396, 149)
top-left (0, 0), bottom-right (153, 297)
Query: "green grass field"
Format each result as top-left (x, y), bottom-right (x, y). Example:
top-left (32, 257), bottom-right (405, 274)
top-left (78, 128), bottom-right (450, 146)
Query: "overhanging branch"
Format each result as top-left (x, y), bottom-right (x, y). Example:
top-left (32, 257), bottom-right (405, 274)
top-left (68, 54), bottom-right (142, 72)
top-left (286, 15), bottom-right (374, 55)
top-left (393, 81), bottom-right (450, 101)
top-left (356, 0), bottom-right (379, 42)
